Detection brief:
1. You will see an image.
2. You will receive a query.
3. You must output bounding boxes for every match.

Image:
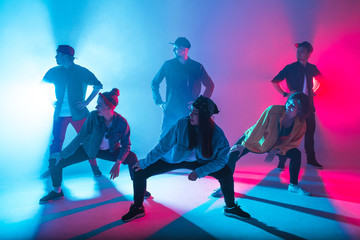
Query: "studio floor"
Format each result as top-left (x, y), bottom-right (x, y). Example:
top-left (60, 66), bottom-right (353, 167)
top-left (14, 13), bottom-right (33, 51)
top-left (1, 153), bottom-right (359, 240)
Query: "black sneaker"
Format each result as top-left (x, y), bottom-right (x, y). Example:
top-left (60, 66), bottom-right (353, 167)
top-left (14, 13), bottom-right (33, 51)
top-left (122, 204), bottom-right (145, 222)
top-left (91, 165), bottom-right (102, 177)
top-left (224, 203), bottom-right (250, 220)
top-left (144, 191), bottom-right (152, 199)
top-left (307, 161), bottom-right (323, 169)
top-left (211, 188), bottom-right (223, 198)
top-left (39, 191), bottom-right (64, 204)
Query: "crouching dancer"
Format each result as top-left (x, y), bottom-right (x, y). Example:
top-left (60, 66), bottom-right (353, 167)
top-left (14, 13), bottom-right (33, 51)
top-left (40, 88), bottom-right (150, 203)
top-left (121, 96), bottom-right (250, 222)
top-left (212, 92), bottom-right (312, 198)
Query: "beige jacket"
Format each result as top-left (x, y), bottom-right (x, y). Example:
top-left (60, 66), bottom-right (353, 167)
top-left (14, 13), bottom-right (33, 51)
top-left (242, 105), bottom-right (306, 155)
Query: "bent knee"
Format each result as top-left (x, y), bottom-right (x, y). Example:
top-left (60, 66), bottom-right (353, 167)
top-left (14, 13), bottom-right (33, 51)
top-left (123, 151), bottom-right (138, 165)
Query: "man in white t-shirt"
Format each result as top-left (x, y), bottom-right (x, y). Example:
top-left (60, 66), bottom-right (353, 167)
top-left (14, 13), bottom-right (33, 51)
top-left (271, 41), bottom-right (324, 169)
top-left (41, 45), bottom-right (103, 177)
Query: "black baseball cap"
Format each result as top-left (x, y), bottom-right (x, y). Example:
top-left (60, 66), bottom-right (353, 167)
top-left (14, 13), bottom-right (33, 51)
top-left (170, 37), bottom-right (191, 49)
top-left (295, 41), bottom-right (313, 53)
top-left (57, 45), bottom-right (75, 56)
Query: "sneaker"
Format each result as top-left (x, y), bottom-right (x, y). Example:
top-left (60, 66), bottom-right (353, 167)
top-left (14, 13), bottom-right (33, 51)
top-left (211, 188), bottom-right (223, 198)
top-left (307, 161), bottom-right (323, 169)
top-left (288, 184), bottom-right (311, 196)
top-left (40, 170), bottom-right (50, 179)
top-left (224, 203), bottom-right (251, 220)
top-left (144, 191), bottom-right (151, 199)
top-left (276, 167), bottom-right (285, 172)
top-left (91, 165), bottom-right (102, 177)
top-left (122, 204), bottom-right (146, 222)
top-left (39, 191), bottom-right (64, 203)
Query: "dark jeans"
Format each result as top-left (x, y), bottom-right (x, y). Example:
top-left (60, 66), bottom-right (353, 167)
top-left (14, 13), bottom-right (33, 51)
top-left (228, 135), bottom-right (301, 185)
top-left (49, 146), bottom-right (138, 187)
top-left (160, 109), bottom-right (189, 161)
top-left (305, 112), bottom-right (316, 162)
top-left (50, 117), bottom-right (86, 154)
top-left (160, 106), bottom-right (190, 139)
top-left (133, 159), bottom-right (236, 208)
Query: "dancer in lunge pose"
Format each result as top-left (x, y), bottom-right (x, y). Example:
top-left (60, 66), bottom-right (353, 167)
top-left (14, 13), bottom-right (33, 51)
top-left (40, 88), bottom-right (150, 203)
top-left (212, 92), bottom-right (311, 198)
top-left (122, 96), bottom-right (250, 222)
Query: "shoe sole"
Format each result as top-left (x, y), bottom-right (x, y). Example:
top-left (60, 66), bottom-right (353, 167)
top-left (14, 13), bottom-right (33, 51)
top-left (40, 172), bottom-right (50, 179)
top-left (288, 190), bottom-right (311, 196)
top-left (224, 211), bottom-right (250, 220)
top-left (306, 164), bottom-right (323, 169)
top-left (122, 212), bottom-right (145, 222)
top-left (39, 196), bottom-right (64, 204)
top-left (211, 193), bottom-right (223, 198)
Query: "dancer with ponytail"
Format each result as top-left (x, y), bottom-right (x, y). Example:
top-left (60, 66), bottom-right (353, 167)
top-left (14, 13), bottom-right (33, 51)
top-left (40, 88), bottom-right (150, 203)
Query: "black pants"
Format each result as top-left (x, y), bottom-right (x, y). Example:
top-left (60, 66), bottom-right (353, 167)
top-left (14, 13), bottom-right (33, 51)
top-left (133, 159), bottom-right (236, 208)
top-left (228, 136), bottom-right (301, 185)
top-left (305, 112), bottom-right (316, 162)
top-left (49, 146), bottom-right (138, 187)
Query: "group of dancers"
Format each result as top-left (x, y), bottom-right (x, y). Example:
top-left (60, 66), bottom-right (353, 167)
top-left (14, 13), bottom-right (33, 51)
top-left (39, 37), bottom-right (324, 222)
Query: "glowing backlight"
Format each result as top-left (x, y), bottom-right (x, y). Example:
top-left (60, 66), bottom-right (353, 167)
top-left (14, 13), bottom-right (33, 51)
top-left (313, 77), bottom-right (320, 93)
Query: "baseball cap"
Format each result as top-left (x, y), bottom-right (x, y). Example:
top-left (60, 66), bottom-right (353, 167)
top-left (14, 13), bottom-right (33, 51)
top-left (295, 41), bottom-right (313, 53)
top-left (170, 37), bottom-right (191, 49)
top-left (57, 45), bottom-right (75, 56)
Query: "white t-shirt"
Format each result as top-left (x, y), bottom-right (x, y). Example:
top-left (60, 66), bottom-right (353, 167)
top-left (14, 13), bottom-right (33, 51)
top-left (302, 74), bottom-right (308, 95)
top-left (99, 135), bottom-right (110, 150)
top-left (59, 88), bottom-right (72, 117)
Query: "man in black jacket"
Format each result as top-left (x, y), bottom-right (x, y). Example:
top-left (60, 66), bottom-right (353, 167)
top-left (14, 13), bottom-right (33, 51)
top-left (271, 41), bottom-right (323, 169)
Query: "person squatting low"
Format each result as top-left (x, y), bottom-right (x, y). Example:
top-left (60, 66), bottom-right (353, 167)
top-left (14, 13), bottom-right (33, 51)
top-left (121, 96), bottom-right (251, 222)
top-left (212, 92), bottom-right (312, 198)
top-left (40, 88), bottom-right (150, 203)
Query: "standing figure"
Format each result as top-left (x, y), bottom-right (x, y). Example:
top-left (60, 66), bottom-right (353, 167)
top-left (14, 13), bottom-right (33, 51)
top-left (151, 37), bottom-right (215, 139)
top-left (212, 93), bottom-right (312, 198)
top-left (122, 96), bottom-right (250, 222)
top-left (271, 41), bottom-right (323, 169)
top-left (41, 45), bottom-right (103, 178)
top-left (39, 88), bottom-right (150, 203)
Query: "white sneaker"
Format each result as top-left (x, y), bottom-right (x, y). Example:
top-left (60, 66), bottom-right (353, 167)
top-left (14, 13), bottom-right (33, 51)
top-left (288, 184), bottom-right (311, 196)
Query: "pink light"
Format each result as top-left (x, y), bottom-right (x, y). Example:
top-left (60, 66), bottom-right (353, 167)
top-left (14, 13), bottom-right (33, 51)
top-left (313, 77), bottom-right (320, 93)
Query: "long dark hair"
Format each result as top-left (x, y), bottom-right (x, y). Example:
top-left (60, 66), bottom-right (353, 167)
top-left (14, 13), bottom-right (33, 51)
top-left (188, 113), bottom-right (215, 158)
top-left (288, 92), bottom-right (311, 121)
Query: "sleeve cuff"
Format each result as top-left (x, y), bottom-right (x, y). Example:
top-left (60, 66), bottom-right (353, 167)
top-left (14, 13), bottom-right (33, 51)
top-left (195, 168), bottom-right (205, 179)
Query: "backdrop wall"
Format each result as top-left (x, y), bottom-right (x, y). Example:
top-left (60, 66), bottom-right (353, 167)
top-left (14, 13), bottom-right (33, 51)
top-left (0, 0), bottom-right (359, 181)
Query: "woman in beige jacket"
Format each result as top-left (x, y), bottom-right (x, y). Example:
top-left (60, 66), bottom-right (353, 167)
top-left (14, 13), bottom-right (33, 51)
top-left (213, 92), bottom-right (311, 197)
